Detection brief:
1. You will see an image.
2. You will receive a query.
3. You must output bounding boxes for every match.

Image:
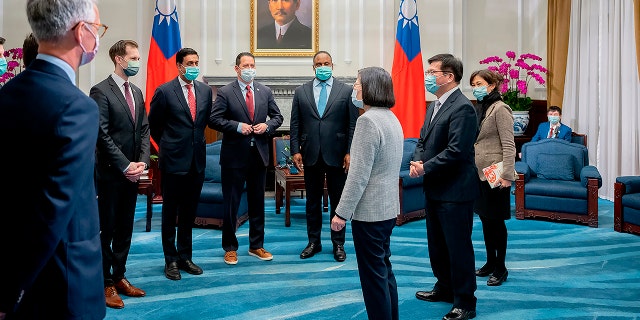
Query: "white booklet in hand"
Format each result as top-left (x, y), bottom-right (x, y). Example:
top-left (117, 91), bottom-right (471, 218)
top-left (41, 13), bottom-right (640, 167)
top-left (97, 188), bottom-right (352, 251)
top-left (482, 161), bottom-right (504, 188)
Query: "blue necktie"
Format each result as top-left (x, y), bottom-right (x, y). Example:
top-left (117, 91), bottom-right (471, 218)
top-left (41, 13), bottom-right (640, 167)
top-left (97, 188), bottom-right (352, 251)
top-left (318, 82), bottom-right (327, 116)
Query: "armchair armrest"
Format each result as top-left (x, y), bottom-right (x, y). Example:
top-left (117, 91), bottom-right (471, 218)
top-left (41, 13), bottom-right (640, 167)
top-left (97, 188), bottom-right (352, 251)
top-left (616, 176), bottom-right (640, 194)
top-left (580, 165), bottom-right (602, 188)
top-left (515, 161), bottom-right (531, 182)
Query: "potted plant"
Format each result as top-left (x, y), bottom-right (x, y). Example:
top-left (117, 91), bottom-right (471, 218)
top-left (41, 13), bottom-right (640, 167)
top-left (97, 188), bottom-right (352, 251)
top-left (479, 51), bottom-right (548, 135)
top-left (1, 47), bottom-right (23, 85)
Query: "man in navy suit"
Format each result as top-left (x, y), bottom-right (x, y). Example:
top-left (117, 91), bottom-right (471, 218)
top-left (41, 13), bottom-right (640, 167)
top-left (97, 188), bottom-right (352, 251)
top-left (149, 48), bottom-right (213, 281)
top-left (209, 52), bottom-right (283, 265)
top-left (410, 54), bottom-right (479, 320)
top-left (0, 0), bottom-right (106, 318)
top-left (531, 105), bottom-right (572, 142)
top-left (290, 51), bottom-right (358, 262)
top-left (257, 0), bottom-right (312, 49)
top-left (90, 39), bottom-right (149, 308)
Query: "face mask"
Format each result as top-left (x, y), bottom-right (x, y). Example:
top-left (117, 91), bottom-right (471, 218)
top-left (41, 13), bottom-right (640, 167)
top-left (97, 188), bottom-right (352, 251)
top-left (0, 58), bottom-right (7, 75)
top-left (472, 86), bottom-right (488, 101)
top-left (121, 59), bottom-right (140, 77)
top-left (79, 24), bottom-right (99, 66)
top-left (315, 66), bottom-right (332, 81)
top-left (240, 68), bottom-right (256, 82)
top-left (548, 115), bottom-right (560, 125)
top-left (183, 66), bottom-right (200, 81)
top-left (424, 75), bottom-right (440, 94)
top-left (351, 89), bottom-right (364, 109)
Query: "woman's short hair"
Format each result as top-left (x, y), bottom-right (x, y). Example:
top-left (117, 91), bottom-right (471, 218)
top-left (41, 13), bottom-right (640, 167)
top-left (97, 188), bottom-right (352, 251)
top-left (469, 69), bottom-right (504, 93)
top-left (27, 0), bottom-right (96, 42)
top-left (359, 66), bottom-right (395, 109)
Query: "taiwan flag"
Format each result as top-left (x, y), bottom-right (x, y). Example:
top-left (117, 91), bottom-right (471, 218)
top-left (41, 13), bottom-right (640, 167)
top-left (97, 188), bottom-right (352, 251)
top-left (391, 0), bottom-right (425, 139)
top-left (146, 0), bottom-right (182, 149)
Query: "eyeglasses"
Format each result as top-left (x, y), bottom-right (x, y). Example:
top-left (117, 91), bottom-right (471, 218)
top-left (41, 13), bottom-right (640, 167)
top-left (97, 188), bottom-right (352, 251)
top-left (72, 21), bottom-right (109, 38)
top-left (424, 70), bottom-right (449, 76)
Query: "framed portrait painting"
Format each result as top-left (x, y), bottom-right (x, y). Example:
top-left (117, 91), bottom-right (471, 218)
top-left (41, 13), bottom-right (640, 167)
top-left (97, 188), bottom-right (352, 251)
top-left (250, 0), bottom-right (319, 56)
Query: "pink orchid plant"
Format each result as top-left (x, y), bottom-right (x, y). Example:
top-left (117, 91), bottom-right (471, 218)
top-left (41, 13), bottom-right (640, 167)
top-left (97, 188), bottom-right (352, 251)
top-left (1, 47), bottom-right (24, 85)
top-left (479, 51), bottom-right (548, 111)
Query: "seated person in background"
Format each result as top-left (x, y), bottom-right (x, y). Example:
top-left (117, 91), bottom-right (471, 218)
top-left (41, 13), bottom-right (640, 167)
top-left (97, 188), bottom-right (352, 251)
top-left (531, 105), bottom-right (572, 142)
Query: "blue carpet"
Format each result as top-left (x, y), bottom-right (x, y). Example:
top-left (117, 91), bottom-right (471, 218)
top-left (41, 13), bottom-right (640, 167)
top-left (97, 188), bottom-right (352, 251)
top-left (106, 193), bottom-right (640, 319)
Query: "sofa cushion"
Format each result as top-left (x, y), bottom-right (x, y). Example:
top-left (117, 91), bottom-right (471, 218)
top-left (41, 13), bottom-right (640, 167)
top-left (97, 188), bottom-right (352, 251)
top-left (400, 138), bottom-right (418, 171)
top-left (200, 183), bottom-right (224, 202)
top-left (622, 193), bottom-right (640, 210)
top-left (204, 155), bottom-right (221, 183)
top-left (536, 153), bottom-right (574, 181)
top-left (524, 178), bottom-right (586, 199)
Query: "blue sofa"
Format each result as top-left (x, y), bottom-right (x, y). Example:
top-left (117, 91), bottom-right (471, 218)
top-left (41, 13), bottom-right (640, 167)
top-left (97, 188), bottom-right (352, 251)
top-left (194, 141), bottom-right (249, 229)
top-left (515, 139), bottom-right (602, 227)
top-left (614, 176), bottom-right (640, 235)
top-left (397, 138), bottom-right (426, 225)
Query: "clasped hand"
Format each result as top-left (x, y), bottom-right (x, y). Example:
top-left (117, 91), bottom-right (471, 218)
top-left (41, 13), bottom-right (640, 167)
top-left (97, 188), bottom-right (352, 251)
top-left (409, 160), bottom-right (424, 178)
top-left (125, 162), bottom-right (146, 182)
top-left (240, 123), bottom-right (268, 135)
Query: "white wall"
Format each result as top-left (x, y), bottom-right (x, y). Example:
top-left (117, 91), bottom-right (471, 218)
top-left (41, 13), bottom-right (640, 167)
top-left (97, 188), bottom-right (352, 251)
top-left (0, 0), bottom-right (547, 100)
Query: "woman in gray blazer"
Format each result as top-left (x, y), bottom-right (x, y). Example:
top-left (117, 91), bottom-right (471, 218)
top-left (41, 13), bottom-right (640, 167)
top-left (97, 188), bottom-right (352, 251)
top-left (331, 67), bottom-right (404, 320)
top-left (470, 69), bottom-right (515, 287)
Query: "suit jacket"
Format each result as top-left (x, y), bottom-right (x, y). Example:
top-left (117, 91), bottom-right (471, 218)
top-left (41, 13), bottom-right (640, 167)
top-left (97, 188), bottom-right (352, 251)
top-left (335, 108), bottom-right (404, 222)
top-left (91, 75), bottom-right (150, 179)
top-left (413, 88), bottom-right (479, 202)
top-left (209, 80), bottom-right (283, 168)
top-left (0, 59), bottom-right (105, 318)
top-left (148, 77), bottom-right (213, 175)
top-left (474, 100), bottom-right (516, 181)
top-left (257, 16), bottom-right (312, 49)
top-left (531, 121), bottom-right (572, 142)
top-left (290, 78), bottom-right (358, 167)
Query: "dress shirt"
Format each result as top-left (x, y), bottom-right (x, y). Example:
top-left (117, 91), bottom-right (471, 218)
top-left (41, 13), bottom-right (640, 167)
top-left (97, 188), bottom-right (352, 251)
top-left (110, 73), bottom-right (136, 112)
top-left (178, 76), bottom-right (194, 105)
top-left (36, 53), bottom-right (75, 84)
top-left (236, 80), bottom-right (255, 133)
top-left (313, 77), bottom-right (333, 107)
top-left (273, 19), bottom-right (294, 40)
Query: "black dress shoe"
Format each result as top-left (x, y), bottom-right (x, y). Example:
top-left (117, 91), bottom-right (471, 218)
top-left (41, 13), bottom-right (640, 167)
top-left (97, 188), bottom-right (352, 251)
top-left (300, 243), bottom-right (322, 259)
top-left (443, 307), bottom-right (476, 320)
top-left (178, 259), bottom-right (203, 275)
top-left (415, 289), bottom-right (453, 303)
top-left (164, 261), bottom-right (181, 281)
top-left (487, 269), bottom-right (508, 286)
top-left (475, 263), bottom-right (494, 277)
top-left (333, 245), bottom-right (346, 262)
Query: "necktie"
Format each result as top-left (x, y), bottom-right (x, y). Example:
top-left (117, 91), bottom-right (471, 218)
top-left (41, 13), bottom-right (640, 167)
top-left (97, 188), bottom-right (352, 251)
top-left (430, 100), bottom-right (442, 123)
top-left (123, 82), bottom-right (135, 121)
top-left (277, 29), bottom-right (283, 44)
top-left (246, 85), bottom-right (254, 122)
top-left (318, 82), bottom-right (327, 117)
top-left (548, 126), bottom-right (555, 138)
top-left (186, 83), bottom-right (196, 121)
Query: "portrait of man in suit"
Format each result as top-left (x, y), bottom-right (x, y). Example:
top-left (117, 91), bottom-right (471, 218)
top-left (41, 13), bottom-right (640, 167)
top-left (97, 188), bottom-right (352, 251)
top-left (255, 0), bottom-right (314, 52)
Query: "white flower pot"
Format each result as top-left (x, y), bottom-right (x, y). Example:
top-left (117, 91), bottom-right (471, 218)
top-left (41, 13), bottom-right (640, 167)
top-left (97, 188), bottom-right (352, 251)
top-left (513, 111), bottom-right (530, 136)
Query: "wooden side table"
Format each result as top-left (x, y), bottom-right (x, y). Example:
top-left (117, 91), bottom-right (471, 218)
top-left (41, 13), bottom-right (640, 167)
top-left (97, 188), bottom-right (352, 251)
top-left (137, 175), bottom-right (154, 232)
top-left (274, 167), bottom-right (327, 227)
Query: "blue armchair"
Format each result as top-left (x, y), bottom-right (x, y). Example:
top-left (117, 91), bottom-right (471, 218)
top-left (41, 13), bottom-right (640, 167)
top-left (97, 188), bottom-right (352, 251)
top-left (194, 141), bottom-right (248, 228)
top-left (397, 138), bottom-right (426, 225)
top-left (614, 176), bottom-right (640, 235)
top-left (514, 139), bottom-right (602, 227)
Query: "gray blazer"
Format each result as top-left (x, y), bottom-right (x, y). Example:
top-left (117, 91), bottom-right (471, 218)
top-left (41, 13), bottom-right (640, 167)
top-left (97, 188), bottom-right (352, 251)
top-left (474, 100), bottom-right (516, 181)
top-left (335, 107), bottom-right (404, 222)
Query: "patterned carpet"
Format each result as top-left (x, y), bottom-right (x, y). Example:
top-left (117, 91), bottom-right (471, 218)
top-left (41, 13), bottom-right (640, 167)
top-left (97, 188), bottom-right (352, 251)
top-left (105, 194), bottom-right (640, 320)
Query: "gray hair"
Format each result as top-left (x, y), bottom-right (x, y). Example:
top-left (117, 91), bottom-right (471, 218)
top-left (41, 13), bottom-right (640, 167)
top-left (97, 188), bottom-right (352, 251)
top-left (27, 0), bottom-right (96, 42)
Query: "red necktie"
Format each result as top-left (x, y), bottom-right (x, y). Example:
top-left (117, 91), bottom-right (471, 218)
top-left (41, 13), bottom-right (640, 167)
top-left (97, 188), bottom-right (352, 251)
top-left (548, 126), bottom-right (554, 138)
top-left (186, 83), bottom-right (196, 121)
top-left (246, 85), bottom-right (254, 121)
top-left (124, 82), bottom-right (135, 122)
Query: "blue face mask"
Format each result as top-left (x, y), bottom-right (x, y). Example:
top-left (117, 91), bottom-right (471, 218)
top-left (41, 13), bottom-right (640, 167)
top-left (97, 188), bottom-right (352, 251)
top-left (351, 89), bottom-right (364, 109)
top-left (472, 86), bottom-right (488, 101)
top-left (315, 66), bottom-right (332, 81)
top-left (424, 75), bottom-right (440, 94)
top-left (183, 66), bottom-right (200, 81)
top-left (0, 58), bottom-right (7, 76)
top-left (548, 115), bottom-right (560, 125)
top-left (122, 60), bottom-right (140, 77)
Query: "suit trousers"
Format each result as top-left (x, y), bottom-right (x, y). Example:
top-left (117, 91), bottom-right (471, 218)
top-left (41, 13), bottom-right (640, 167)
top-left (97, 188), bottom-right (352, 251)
top-left (97, 174), bottom-right (138, 285)
top-left (425, 199), bottom-right (477, 310)
top-left (352, 218), bottom-right (399, 320)
top-left (304, 157), bottom-right (347, 246)
top-left (161, 166), bottom-right (205, 263)
top-left (221, 146), bottom-right (267, 252)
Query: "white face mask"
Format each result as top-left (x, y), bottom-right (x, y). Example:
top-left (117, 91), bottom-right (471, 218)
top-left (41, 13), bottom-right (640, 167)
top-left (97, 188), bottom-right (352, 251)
top-left (351, 89), bottom-right (364, 109)
top-left (240, 68), bottom-right (256, 82)
top-left (79, 24), bottom-right (99, 66)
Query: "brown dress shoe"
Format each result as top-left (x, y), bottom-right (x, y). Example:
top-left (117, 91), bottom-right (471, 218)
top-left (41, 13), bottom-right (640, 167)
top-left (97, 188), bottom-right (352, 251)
top-left (105, 286), bottom-right (124, 309)
top-left (115, 278), bottom-right (146, 297)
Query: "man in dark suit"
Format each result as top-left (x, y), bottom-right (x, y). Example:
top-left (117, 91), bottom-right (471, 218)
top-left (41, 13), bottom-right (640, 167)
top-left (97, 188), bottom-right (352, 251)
top-left (209, 52), bottom-right (283, 265)
top-left (149, 47), bottom-right (213, 281)
top-left (410, 54), bottom-right (479, 320)
top-left (90, 39), bottom-right (149, 308)
top-left (257, 0), bottom-right (312, 49)
top-left (0, 1), bottom-right (106, 318)
top-left (290, 50), bottom-right (358, 262)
